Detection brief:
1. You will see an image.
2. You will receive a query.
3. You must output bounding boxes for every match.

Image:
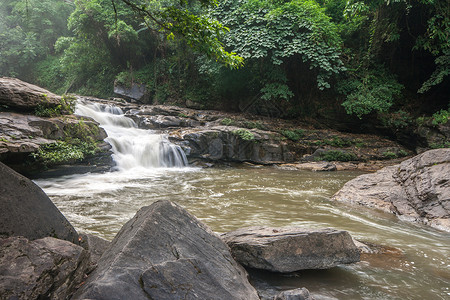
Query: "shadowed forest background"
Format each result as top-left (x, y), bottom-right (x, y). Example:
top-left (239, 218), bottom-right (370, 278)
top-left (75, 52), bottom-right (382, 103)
top-left (0, 0), bottom-right (448, 143)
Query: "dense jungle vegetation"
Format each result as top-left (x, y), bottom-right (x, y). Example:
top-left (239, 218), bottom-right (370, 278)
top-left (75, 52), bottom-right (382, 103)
top-left (0, 0), bottom-right (448, 132)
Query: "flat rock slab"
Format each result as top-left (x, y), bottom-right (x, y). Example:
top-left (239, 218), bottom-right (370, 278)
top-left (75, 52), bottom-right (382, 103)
top-left (221, 226), bottom-right (360, 272)
top-left (0, 77), bottom-right (61, 110)
top-left (0, 236), bottom-right (89, 300)
top-left (332, 149), bottom-right (450, 231)
top-left (73, 200), bottom-right (259, 300)
top-left (0, 161), bottom-right (79, 243)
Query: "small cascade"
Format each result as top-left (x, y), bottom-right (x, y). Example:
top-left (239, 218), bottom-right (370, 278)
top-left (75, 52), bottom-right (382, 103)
top-left (75, 101), bottom-right (188, 170)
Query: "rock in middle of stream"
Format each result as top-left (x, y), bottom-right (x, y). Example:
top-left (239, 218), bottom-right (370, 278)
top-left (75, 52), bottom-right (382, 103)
top-left (222, 226), bottom-right (360, 272)
top-left (72, 200), bottom-right (259, 300)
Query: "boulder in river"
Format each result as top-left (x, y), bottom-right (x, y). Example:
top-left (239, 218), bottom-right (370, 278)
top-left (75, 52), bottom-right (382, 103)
top-left (0, 77), bottom-right (61, 111)
top-left (221, 226), bottom-right (360, 272)
top-left (332, 148), bottom-right (450, 231)
top-left (0, 236), bottom-right (89, 300)
top-left (73, 200), bottom-right (259, 300)
top-left (0, 161), bottom-right (79, 243)
top-left (274, 288), bottom-right (315, 300)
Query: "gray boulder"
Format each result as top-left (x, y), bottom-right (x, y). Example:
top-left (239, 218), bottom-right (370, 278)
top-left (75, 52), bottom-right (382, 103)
top-left (0, 77), bottom-right (61, 110)
top-left (221, 226), bottom-right (360, 272)
top-left (274, 288), bottom-right (315, 300)
top-left (332, 148), bottom-right (450, 231)
top-left (179, 126), bottom-right (295, 164)
top-left (73, 200), bottom-right (259, 300)
top-left (79, 233), bottom-right (111, 270)
top-left (0, 236), bottom-right (89, 300)
top-left (0, 161), bottom-right (79, 243)
top-left (113, 81), bottom-right (148, 103)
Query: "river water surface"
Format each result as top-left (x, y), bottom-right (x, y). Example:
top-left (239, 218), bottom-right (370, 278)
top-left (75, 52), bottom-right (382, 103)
top-left (34, 102), bottom-right (449, 299)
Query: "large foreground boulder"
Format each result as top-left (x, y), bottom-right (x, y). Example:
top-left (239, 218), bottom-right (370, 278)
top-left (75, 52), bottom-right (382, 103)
top-left (73, 200), bottom-right (259, 300)
top-left (0, 77), bottom-right (61, 110)
top-left (332, 148), bottom-right (450, 231)
top-left (221, 226), bottom-right (360, 273)
top-left (0, 161), bottom-right (79, 243)
top-left (0, 236), bottom-right (89, 300)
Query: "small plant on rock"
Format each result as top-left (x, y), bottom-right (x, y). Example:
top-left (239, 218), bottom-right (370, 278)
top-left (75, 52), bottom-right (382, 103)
top-left (232, 129), bottom-right (254, 141)
top-left (316, 150), bottom-right (357, 162)
top-left (281, 129), bottom-right (305, 142)
top-left (221, 118), bottom-right (235, 126)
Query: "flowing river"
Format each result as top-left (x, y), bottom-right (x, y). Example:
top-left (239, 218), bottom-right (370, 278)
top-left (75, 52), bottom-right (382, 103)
top-left (34, 102), bottom-right (450, 300)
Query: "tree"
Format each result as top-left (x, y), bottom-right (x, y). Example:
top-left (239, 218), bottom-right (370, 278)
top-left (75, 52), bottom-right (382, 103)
top-left (0, 0), bottom-right (73, 78)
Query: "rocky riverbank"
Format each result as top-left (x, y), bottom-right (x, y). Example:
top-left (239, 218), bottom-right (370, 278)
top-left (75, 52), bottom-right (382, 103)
top-left (1, 160), bottom-right (365, 299)
top-left (76, 96), bottom-right (414, 170)
top-left (0, 78), bottom-right (112, 176)
top-left (332, 148), bottom-right (450, 232)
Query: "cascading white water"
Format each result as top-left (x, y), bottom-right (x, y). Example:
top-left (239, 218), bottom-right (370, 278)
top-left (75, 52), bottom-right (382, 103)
top-left (75, 101), bottom-right (188, 170)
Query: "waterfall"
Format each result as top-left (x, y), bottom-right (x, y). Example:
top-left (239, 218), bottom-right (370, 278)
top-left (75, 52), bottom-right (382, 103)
top-left (75, 101), bottom-right (188, 170)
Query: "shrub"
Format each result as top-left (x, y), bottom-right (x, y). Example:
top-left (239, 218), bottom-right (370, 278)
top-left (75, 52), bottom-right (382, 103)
top-left (35, 94), bottom-right (76, 117)
top-left (432, 109), bottom-right (449, 126)
top-left (244, 121), bottom-right (264, 130)
top-left (221, 118), bottom-right (235, 126)
top-left (383, 151), bottom-right (398, 159)
top-left (31, 139), bottom-right (98, 166)
top-left (281, 129), bottom-right (305, 141)
top-left (316, 150), bottom-right (357, 162)
top-left (232, 129), bottom-right (254, 141)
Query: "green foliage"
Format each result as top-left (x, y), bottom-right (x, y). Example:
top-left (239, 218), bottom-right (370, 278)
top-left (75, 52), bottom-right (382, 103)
top-left (119, 0), bottom-right (243, 68)
top-left (281, 129), bottom-right (305, 141)
top-left (338, 67), bottom-right (404, 118)
top-left (382, 151), bottom-right (397, 159)
top-left (430, 141), bottom-right (450, 149)
top-left (34, 94), bottom-right (76, 117)
top-left (31, 139), bottom-right (98, 166)
top-left (316, 150), bottom-right (357, 161)
top-left (232, 128), bottom-right (255, 140)
top-left (212, 0), bottom-right (345, 91)
top-left (221, 118), bottom-right (235, 126)
top-left (0, 0), bottom-right (74, 78)
top-left (323, 136), bottom-right (352, 147)
top-left (380, 110), bottom-right (413, 129)
top-left (418, 49), bottom-right (450, 93)
top-left (431, 109), bottom-right (449, 125)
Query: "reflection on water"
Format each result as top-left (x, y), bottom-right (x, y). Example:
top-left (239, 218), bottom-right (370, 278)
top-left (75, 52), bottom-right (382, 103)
top-left (34, 166), bottom-right (450, 300)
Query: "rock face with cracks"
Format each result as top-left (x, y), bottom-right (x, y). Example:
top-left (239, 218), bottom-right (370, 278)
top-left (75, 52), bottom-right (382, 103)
top-left (332, 149), bottom-right (450, 231)
top-left (0, 77), bottom-right (61, 110)
top-left (72, 200), bottom-right (259, 300)
top-left (221, 226), bottom-right (360, 272)
top-left (0, 236), bottom-right (89, 300)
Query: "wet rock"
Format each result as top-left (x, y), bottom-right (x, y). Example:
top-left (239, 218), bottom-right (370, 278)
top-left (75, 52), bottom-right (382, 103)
top-left (0, 77), bottom-right (61, 111)
top-left (274, 288), bottom-right (315, 300)
top-left (0, 236), bottom-right (89, 300)
top-left (178, 126), bottom-right (296, 164)
top-left (221, 226), bottom-right (360, 272)
top-left (0, 161), bottom-right (79, 243)
top-left (332, 149), bottom-right (450, 231)
top-left (73, 200), bottom-right (259, 300)
top-left (280, 162), bottom-right (337, 172)
top-left (0, 112), bottom-right (111, 174)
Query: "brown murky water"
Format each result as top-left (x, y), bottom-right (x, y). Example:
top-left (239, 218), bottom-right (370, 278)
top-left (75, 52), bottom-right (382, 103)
top-left (35, 166), bottom-right (450, 300)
